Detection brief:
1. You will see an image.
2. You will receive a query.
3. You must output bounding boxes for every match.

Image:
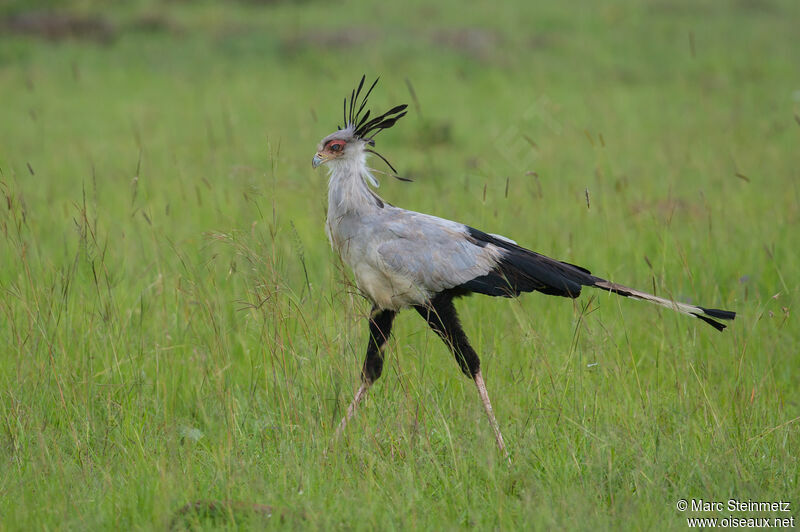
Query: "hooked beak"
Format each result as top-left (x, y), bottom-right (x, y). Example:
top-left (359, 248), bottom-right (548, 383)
top-left (312, 153), bottom-right (326, 169)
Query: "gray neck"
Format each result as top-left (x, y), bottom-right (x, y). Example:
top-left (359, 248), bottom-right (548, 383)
top-left (326, 153), bottom-right (382, 222)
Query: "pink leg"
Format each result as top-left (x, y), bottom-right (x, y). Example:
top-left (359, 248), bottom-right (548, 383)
top-left (474, 370), bottom-right (510, 462)
top-left (334, 381), bottom-right (370, 439)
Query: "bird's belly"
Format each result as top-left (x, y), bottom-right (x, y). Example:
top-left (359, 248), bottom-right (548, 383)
top-left (328, 214), bottom-right (430, 309)
top-left (351, 261), bottom-right (429, 310)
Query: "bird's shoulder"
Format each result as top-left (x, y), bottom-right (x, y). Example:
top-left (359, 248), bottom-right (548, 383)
top-left (365, 206), bottom-right (469, 240)
top-left (365, 207), bottom-right (504, 289)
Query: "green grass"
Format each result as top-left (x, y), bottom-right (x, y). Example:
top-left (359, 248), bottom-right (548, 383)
top-left (1, 0), bottom-right (798, 529)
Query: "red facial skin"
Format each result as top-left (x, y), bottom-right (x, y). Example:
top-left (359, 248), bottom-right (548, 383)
top-left (325, 140), bottom-right (346, 154)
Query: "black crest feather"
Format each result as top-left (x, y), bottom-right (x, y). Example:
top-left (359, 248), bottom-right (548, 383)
top-left (342, 75), bottom-right (408, 140)
top-left (340, 75), bottom-right (410, 182)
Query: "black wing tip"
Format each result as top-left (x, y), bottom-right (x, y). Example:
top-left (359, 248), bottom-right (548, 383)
top-left (699, 307), bottom-right (736, 321)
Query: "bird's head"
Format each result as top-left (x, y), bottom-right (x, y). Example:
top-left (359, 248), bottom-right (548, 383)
top-left (312, 127), bottom-right (362, 170)
top-left (312, 76), bottom-right (408, 180)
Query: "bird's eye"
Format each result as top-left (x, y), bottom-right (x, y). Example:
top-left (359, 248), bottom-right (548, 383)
top-left (328, 141), bottom-right (344, 152)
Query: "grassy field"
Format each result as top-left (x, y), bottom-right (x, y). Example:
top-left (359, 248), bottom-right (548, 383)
top-left (1, 0), bottom-right (798, 529)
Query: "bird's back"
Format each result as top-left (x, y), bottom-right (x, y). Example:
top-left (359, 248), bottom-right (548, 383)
top-left (328, 204), bottom-right (503, 309)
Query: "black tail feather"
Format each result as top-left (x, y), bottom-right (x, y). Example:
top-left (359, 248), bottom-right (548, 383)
top-left (692, 313), bottom-right (728, 331)
top-left (459, 226), bottom-right (735, 332)
top-left (699, 307), bottom-right (737, 321)
top-left (461, 227), bottom-right (596, 299)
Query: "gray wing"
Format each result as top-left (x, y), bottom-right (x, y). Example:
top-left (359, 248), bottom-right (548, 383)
top-left (374, 207), bottom-right (503, 294)
top-left (371, 206), bottom-right (602, 300)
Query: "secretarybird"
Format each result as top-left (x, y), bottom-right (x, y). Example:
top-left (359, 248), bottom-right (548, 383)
top-left (312, 76), bottom-right (735, 458)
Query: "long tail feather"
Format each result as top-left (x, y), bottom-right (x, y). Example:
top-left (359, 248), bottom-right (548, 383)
top-left (592, 280), bottom-right (735, 331)
top-left (461, 227), bottom-right (736, 332)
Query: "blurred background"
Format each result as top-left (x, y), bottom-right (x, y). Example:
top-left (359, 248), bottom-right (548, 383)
top-left (1, 0), bottom-right (798, 528)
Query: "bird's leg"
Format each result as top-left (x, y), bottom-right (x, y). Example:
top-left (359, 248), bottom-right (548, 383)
top-left (473, 370), bottom-right (507, 458)
top-left (415, 293), bottom-right (510, 461)
top-left (333, 306), bottom-right (396, 441)
top-left (334, 381), bottom-right (370, 439)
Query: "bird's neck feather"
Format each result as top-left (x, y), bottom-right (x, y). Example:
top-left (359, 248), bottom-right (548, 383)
top-left (326, 152), bottom-right (382, 220)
